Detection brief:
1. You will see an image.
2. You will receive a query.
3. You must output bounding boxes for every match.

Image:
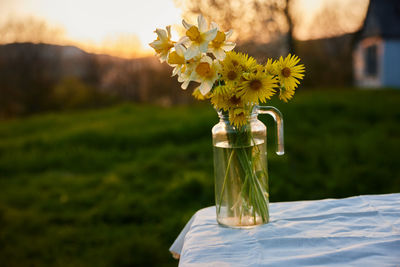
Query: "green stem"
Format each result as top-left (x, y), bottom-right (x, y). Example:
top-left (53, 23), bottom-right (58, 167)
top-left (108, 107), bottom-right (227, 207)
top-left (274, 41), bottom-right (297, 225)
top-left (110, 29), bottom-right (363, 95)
top-left (240, 145), bottom-right (269, 222)
top-left (217, 149), bottom-right (235, 214)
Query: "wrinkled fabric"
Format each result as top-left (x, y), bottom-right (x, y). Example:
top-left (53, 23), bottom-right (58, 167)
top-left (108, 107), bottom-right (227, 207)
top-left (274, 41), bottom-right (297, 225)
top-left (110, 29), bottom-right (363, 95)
top-left (170, 194), bottom-right (400, 267)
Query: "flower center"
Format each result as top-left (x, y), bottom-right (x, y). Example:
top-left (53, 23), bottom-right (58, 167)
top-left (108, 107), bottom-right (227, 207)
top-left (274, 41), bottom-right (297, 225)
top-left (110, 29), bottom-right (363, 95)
top-left (250, 80), bottom-right (262, 91)
top-left (187, 26), bottom-right (202, 42)
top-left (282, 67), bottom-right (291, 77)
top-left (196, 62), bottom-right (212, 77)
top-left (232, 60), bottom-right (239, 66)
top-left (167, 51), bottom-right (185, 65)
top-left (227, 70), bottom-right (237, 81)
top-left (211, 31), bottom-right (226, 48)
top-left (229, 96), bottom-right (241, 105)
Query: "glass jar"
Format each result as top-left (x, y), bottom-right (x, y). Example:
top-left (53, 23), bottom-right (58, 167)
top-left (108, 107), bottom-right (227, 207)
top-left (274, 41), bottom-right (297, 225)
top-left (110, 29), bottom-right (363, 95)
top-left (212, 106), bottom-right (284, 228)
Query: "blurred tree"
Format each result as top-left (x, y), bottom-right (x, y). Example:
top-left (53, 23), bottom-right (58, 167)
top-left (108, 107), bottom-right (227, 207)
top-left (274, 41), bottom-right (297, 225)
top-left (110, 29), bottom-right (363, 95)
top-left (49, 76), bottom-right (117, 110)
top-left (174, 0), bottom-right (296, 53)
top-left (293, 0), bottom-right (369, 87)
top-left (0, 16), bottom-right (65, 44)
top-left (51, 77), bottom-right (94, 109)
top-left (0, 43), bottom-right (61, 116)
top-left (305, 0), bottom-right (368, 40)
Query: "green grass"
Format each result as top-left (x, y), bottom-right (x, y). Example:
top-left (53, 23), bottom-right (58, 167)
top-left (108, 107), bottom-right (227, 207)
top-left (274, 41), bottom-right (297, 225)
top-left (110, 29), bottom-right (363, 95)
top-left (0, 89), bottom-right (399, 266)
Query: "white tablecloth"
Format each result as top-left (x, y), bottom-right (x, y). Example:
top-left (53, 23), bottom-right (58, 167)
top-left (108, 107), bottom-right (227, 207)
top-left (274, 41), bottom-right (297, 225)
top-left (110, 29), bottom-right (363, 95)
top-left (170, 193), bottom-right (400, 266)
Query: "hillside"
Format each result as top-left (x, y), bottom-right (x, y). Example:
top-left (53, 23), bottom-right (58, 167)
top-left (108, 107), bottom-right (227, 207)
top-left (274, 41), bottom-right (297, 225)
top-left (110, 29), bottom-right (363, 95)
top-left (0, 42), bottom-right (186, 117)
top-left (0, 89), bottom-right (399, 266)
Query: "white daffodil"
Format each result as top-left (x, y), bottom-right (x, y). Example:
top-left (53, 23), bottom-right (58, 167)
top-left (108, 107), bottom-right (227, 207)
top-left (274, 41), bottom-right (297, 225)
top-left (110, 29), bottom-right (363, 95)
top-left (190, 55), bottom-right (220, 95)
top-left (178, 55), bottom-right (201, 90)
top-left (208, 22), bottom-right (236, 60)
top-left (167, 43), bottom-right (186, 77)
top-left (181, 15), bottom-right (217, 60)
top-left (149, 26), bottom-right (174, 62)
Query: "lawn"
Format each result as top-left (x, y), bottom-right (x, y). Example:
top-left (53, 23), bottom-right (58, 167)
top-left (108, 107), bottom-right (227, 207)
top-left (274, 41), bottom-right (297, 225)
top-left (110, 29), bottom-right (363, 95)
top-left (0, 89), bottom-right (399, 266)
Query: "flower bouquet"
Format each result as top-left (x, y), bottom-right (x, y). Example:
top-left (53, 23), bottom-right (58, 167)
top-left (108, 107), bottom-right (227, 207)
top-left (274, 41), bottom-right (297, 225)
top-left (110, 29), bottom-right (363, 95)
top-left (150, 15), bottom-right (304, 227)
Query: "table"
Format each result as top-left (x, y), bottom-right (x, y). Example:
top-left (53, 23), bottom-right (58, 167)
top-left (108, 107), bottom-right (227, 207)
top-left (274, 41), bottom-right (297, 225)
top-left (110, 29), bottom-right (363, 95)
top-left (170, 193), bottom-right (400, 266)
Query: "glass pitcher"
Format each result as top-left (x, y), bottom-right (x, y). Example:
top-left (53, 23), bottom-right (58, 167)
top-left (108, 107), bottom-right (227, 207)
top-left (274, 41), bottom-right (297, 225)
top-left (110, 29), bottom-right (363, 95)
top-left (212, 106), bottom-right (284, 228)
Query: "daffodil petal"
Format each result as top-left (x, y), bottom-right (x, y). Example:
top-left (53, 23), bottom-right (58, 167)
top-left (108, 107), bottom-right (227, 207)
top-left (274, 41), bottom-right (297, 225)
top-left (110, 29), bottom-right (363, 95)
top-left (178, 74), bottom-right (185, 82)
top-left (185, 44), bottom-right (200, 60)
top-left (175, 44), bottom-right (186, 57)
top-left (150, 39), bottom-right (162, 46)
top-left (203, 28), bottom-right (218, 42)
top-left (199, 80), bottom-right (213, 95)
top-left (159, 53), bottom-right (168, 62)
top-left (199, 41), bottom-right (209, 53)
top-left (198, 15), bottom-right (208, 32)
top-left (201, 55), bottom-right (213, 64)
top-left (181, 79), bottom-right (191, 90)
top-left (155, 28), bottom-right (167, 41)
top-left (166, 25), bottom-right (172, 38)
top-left (172, 66), bottom-right (179, 76)
top-left (213, 48), bottom-right (226, 60)
top-left (177, 36), bottom-right (190, 47)
top-left (148, 41), bottom-right (157, 49)
top-left (210, 21), bottom-right (219, 30)
top-left (182, 19), bottom-right (193, 30)
top-left (222, 42), bottom-right (236, 51)
top-left (225, 29), bottom-right (233, 39)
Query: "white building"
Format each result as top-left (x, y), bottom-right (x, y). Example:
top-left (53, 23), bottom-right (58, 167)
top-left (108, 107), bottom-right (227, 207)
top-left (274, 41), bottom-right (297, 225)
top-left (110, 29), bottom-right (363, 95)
top-left (353, 0), bottom-right (400, 88)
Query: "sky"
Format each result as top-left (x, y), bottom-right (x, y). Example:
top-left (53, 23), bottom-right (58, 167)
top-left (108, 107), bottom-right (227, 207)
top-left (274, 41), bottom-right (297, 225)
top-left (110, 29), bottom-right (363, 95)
top-left (0, 0), bottom-right (367, 58)
top-left (0, 0), bottom-right (183, 55)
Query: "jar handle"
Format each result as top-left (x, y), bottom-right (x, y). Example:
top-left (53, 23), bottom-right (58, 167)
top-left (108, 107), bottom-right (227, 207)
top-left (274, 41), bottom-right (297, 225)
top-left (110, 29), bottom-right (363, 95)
top-left (257, 106), bottom-right (284, 155)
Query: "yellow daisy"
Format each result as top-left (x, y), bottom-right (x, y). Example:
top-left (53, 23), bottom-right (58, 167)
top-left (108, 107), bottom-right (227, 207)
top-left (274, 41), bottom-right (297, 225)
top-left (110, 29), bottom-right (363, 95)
top-left (265, 58), bottom-right (277, 76)
top-left (237, 71), bottom-right (277, 104)
top-left (211, 88), bottom-right (244, 111)
top-left (229, 107), bottom-right (249, 128)
top-left (278, 86), bottom-right (295, 103)
top-left (274, 54), bottom-right (305, 91)
top-left (224, 51), bottom-right (242, 68)
top-left (237, 52), bottom-right (258, 73)
top-left (212, 84), bottom-right (231, 96)
top-left (223, 51), bottom-right (257, 73)
top-left (220, 59), bottom-right (243, 86)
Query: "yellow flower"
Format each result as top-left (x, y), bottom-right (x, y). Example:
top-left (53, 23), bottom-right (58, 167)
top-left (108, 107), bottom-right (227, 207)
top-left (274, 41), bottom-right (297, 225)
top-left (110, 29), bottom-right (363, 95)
top-left (265, 58), bottom-right (277, 76)
top-left (192, 87), bottom-right (212, 100)
top-left (207, 22), bottom-right (236, 60)
top-left (224, 51), bottom-right (242, 68)
top-left (237, 71), bottom-right (277, 104)
top-left (212, 85), bottom-right (230, 95)
top-left (149, 26), bottom-right (174, 62)
top-left (274, 54), bottom-right (305, 91)
top-left (278, 86), bottom-right (295, 103)
top-left (220, 58), bottom-right (243, 86)
top-left (211, 88), bottom-right (244, 111)
top-left (167, 43), bottom-right (186, 77)
top-left (229, 107), bottom-right (249, 128)
top-left (236, 52), bottom-right (259, 73)
top-left (189, 55), bottom-right (220, 95)
top-left (223, 51), bottom-right (258, 73)
top-left (181, 15), bottom-right (217, 60)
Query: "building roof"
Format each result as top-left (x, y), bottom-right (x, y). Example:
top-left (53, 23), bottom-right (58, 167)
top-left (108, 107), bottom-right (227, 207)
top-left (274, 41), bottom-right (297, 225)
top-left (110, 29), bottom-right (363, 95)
top-left (360, 0), bottom-right (400, 39)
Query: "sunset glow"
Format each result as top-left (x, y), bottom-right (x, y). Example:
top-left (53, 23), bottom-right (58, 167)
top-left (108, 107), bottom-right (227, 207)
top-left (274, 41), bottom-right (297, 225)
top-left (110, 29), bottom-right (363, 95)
top-left (0, 0), bottom-right (183, 57)
top-left (0, 0), bottom-right (368, 58)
